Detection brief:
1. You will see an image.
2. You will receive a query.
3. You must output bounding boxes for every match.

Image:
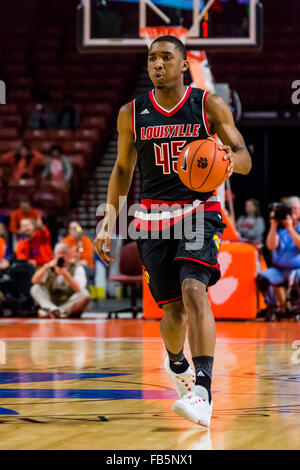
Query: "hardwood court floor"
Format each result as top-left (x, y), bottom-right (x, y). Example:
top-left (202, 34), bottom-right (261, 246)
top-left (0, 317), bottom-right (300, 450)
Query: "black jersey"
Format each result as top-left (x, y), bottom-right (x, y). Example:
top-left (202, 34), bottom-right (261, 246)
top-left (131, 86), bottom-right (215, 201)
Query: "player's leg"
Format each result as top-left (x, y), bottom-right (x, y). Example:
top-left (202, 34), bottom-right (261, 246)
top-left (179, 264), bottom-right (215, 404)
top-left (160, 300), bottom-right (187, 368)
top-left (160, 299), bottom-right (196, 397)
top-left (171, 267), bottom-right (215, 428)
top-left (136, 237), bottom-right (195, 397)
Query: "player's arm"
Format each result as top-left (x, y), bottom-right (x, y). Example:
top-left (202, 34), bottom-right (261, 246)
top-left (93, 103), bottom-right (137, 265)
top-left (206, 93), bottom-right (252, 176)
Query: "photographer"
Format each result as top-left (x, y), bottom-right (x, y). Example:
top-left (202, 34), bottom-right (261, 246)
top-left (257, 197), bottom-right (300, 316)
top-left (30, 242), bottom-right (90, 319)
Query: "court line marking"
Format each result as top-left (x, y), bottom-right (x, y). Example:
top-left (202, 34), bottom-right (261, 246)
top-left (0, 336), bottom-right (294, 343)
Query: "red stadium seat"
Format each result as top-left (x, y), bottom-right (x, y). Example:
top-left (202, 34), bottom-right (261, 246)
top-left (39, 78), bottom-right (66, 89)
top-left (4, 51), bottom-right (28, 63)
top-left (9, 76), bottom-right (34, 88)
top-left (24, 130), bottom-right (49, 140)
top-left (0, 128), bottom-right (18, 138)
top-left (48, 130), bottom-right (74, 140)
top-left (0, 104), bottom-right (19, 115)
top-left (9, 89), bottom-right (32, 101)
top-left (69, 90), bottom-right (91, 101)
top-left (68, 154), bottom-right (85, 169)
top-left (27, 140), bottom-right (55, 153)
top-left (35, 39), bottom-right (61, 50)
top-left (83, 102), bottom-right (113, 116)
top-left (32, 51), bottom-right (57, 63)
top-left (35, 65), bottom-right (63, 77)
top-left (63, 140), bottom-right (94, 156)
top-left (74, 129), bottom-right (100, 142)
top-left (90, 90), bottom-right (119, 104)
top-left (0, 139), bottom-right (23, 153)
top-left (81, 116), bottom-right (107, 130)
top-left (0, 116), bottom-right (23, 128)
top-left (4, 64), bottom-right (29, 75)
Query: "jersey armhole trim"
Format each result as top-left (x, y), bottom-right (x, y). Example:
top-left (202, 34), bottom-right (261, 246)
top-left (202, 91), bottom-right (214, 137)
top-left (131, 99), bottom-right (136, 142)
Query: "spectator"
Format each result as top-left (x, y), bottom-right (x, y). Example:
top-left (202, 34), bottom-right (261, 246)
top-left (28, 94), bottom-right (56, 130)
top-left (42, 145), bottom-right (73, 207)
top-left (0, 223), bottom-right (8, 271)
top-left (15, 218), bottom-right (53, 268)
top-left (9, 199), bottom-right (41, 234)
top-left (2, 143), bottom-right (44, 180)
top-left (56, 94), bottom-right (80, 130)
top-left (30, 242), bottom-right (90, 319)
top-left (62, 221), bottom-right (95, 285)
top-left (236, 199), bottom-right (265, 241)
top-left (42, 145), bottom-right (72, 184)
top-left (257, 196), bottom-right (300, 316)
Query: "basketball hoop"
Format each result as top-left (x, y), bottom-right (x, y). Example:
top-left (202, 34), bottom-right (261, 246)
top-left (139, 26), bottom-right (188, 49)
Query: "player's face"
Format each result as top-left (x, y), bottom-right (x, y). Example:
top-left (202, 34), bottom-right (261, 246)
top-left (147, 42), bottom-right (188, 89)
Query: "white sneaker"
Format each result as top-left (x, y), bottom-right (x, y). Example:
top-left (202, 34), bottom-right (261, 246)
top-left (164, 357), bottom-right (195, 399)
top-left (172, 392), bottom-right (212, 430)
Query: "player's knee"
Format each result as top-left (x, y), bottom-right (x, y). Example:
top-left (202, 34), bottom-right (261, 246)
top-left (163, 302), bottom-right (187, 324)
top-left (181, 279), bottom-right (210, 315)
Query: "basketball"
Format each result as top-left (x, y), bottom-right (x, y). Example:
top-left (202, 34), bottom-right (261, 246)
top-left (177, 139), bottom-right (229, 192)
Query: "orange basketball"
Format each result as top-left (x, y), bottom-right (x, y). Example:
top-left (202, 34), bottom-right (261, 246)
top-left (177, 139), bottom-right (229, 192)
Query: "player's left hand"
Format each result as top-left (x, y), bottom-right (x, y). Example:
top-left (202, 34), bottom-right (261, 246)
top-left (218, 144), bottom-right (234, 177)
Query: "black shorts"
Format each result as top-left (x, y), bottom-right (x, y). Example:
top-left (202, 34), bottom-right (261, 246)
top-left (135, 198), bottom-right (226, 308)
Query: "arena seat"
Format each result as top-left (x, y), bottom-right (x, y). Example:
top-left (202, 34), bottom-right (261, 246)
top-left (0, 128), bottom-right (19, 138)
top-left (8, 90), bottom-right (32, 102)
top-left (83, 102), bottom-right (113, 117)
top-left (74, 128), bottom-right (100, 142)
top-left (0, 116), bottom-right (23, 128)
top-left (81, 116), bottom-right (107, 130)
top-left (48, 129), bottom-right (73, 140)
top-left (63, 140), bottom-right (94, 156)
top-left (0, 140), bottom-right (23, 153)
top-left (0, 104), bottom-right (18, 115)
top-left (10, 77), bottom-right (34, 88)
top-left (24, 129), bottom-right (49, 140)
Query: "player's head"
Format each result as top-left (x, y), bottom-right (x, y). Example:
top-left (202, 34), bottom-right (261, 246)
top-left (147, 35), bottom-right (188, 89)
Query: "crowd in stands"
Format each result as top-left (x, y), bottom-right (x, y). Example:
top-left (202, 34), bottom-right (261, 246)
top-left (0, 200), bottom-right (94, 318)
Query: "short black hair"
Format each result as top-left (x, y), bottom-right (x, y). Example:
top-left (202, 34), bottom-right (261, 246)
top-left (150, 35), bottom-right (187, 60)
top-left (50, 145), bottom-right (63, 154)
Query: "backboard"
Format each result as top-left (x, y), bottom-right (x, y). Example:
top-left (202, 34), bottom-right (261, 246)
top-left (77, 0), bottom-right (263, 53)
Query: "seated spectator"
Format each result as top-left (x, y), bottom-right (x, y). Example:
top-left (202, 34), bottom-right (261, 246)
top-left (9, 199), bottom-right (41, 234)
top-left (2, 143), bottom-right (44, 181)
top-left (56, 94), bottom-right (80, 130)
top-left (237, 199), bottom-right (265, 241)
top-left (30, 242), bottom-right (90, 319)
top-left (42, 145), bottom-right (72, 184)
top-left (15, 218), bottom-right (53, 268)
top-left (42, 145), bottom-right (73, 207)
top-left (257, 196), bottom-right (300, 316)
top-left (28, 93), bottom-right (56, 130)
top-left (62, 221), bottom-right (95, 285)
top-left (0, 223), bottom-right (8, 271)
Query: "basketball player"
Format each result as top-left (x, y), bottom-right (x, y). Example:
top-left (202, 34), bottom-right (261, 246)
top-left (94, 36), bottom-right (251, 428)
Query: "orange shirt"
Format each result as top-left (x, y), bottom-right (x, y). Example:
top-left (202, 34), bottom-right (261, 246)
top-left (62, 234), bottom-right (94, 268)
top-left (2, 150), bottom-right (44, 180)
top-left (0, 237), bottom-right (6, 259)
top-left (9, 208), bottom-right (40, 234)
top-left (15, 226), bottom-right (53, 267)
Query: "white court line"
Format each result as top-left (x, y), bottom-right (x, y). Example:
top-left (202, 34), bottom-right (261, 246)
top-left (0, 337), bottom-right (289, 343)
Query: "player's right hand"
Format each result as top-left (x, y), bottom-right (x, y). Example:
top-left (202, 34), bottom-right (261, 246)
top-left (93, 230), bottom-right (115, 267)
